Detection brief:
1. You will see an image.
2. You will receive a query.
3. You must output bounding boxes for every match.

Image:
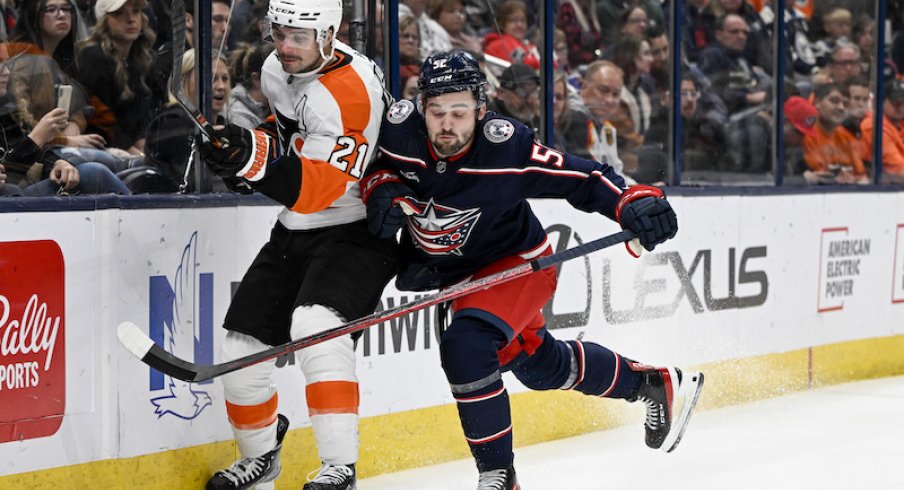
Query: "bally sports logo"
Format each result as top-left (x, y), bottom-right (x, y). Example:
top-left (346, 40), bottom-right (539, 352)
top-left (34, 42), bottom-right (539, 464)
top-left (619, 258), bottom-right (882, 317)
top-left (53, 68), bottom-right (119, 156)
top-left (0, 240), bottom-right (65, 443)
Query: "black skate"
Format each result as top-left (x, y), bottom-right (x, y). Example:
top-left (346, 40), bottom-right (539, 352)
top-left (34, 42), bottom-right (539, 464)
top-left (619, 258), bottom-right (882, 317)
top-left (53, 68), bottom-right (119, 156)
top-left (206, 414), bottom-right (289, 490)
top-left (303, 463), bottom-right (356, 490)
top-left (477, 465), bottom-right (519, 490)
top-left (631, 366), bottom-right (704, 452)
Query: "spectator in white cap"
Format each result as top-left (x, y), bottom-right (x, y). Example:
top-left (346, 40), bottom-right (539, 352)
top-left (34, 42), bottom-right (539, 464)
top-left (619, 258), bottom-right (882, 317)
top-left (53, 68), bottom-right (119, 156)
top-left (75, 0), bottom-right (164, 157)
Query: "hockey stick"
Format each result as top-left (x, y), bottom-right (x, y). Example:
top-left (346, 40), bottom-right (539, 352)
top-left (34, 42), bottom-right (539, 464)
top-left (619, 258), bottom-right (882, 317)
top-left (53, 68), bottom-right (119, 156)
top-left (170, 0), bottom-right (220, 146)
top-left (118, 229), bottom-right (637, 382)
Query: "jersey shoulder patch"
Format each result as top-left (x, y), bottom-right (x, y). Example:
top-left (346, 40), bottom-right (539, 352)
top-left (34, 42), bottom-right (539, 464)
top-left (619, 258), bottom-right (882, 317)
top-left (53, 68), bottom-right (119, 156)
top-left (483, 118), bottom-right (515, 143)
top-left (387, 99), bottom-right (416, 124)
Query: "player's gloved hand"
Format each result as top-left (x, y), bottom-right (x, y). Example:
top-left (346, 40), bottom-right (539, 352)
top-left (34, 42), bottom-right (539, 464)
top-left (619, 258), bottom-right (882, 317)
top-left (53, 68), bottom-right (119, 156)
top-left (222, 176), bottom-right (254, 194)
top-left (361, 170), bottom-right (416, 239)
top-left (615, 184), bottom-right (678, 253)
top-left (198, 124), bottom-right (278, 181)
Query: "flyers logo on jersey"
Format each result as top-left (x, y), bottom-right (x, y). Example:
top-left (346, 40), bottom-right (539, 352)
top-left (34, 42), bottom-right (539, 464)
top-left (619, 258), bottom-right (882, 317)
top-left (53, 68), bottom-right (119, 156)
top-left (405, 198), bottom-right (481, 256)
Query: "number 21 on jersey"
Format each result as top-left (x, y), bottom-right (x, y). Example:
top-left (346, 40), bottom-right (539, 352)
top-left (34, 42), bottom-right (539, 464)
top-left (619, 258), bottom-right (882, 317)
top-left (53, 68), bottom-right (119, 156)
top-left (328, 136), bottom-right (369, 178)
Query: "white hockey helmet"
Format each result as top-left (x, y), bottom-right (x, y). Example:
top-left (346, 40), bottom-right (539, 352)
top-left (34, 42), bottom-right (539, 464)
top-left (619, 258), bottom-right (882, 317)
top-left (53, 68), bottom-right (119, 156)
top-left (266, 0), bottom-right (342, 43)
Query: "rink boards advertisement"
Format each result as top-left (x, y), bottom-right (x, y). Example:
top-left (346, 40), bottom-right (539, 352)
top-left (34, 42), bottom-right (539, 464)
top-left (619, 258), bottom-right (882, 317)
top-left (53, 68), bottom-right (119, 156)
top-left (1, 191), bottom-right (904, 481)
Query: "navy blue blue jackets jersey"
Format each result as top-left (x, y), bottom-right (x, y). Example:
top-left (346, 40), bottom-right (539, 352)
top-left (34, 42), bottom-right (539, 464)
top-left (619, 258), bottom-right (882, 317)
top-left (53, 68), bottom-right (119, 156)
top-left (366, 99), bottom-right (627, 290)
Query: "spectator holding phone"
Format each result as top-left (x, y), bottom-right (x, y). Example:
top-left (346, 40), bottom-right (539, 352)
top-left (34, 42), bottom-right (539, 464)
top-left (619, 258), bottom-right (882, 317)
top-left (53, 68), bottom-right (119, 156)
top-left (0, 62), bottom-right (130, 195)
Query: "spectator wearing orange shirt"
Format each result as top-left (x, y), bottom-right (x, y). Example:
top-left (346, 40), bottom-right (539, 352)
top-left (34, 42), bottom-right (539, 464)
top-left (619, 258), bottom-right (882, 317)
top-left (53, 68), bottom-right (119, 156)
top-left (802, 82), bottom-right (869, 184)
top-left (860, 80), bottom-right (904, 182)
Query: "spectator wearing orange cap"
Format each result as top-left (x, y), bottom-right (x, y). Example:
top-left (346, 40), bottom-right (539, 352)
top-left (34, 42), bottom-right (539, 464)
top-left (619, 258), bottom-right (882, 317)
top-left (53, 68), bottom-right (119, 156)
top-left (801, 82), bottom-right (869, 184)
top-left (860, 80), bottom-right (904, 182)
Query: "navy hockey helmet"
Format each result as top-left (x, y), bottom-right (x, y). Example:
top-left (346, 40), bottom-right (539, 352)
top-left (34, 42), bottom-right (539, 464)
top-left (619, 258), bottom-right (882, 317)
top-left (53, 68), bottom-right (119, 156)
top-left (417, 50), bottom-right (487, 111)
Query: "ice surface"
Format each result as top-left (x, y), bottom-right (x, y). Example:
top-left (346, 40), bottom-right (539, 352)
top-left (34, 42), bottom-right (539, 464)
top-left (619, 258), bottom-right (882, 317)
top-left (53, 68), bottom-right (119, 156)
top-left (360, 375), bottom-right (904, 489)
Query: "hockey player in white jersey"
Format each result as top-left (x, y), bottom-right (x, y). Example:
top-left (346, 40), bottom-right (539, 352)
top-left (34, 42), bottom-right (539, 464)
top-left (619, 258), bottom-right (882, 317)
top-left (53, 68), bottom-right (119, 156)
top-left (196, 0), bottom-right (397, 488)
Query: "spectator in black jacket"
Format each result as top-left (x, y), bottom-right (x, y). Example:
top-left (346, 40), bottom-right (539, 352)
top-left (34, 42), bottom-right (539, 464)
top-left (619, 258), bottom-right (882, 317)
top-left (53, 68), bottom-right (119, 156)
top-left (76, 0), bottom-right (164, 155)
top-left (700, 14), bottom-right (771, 114)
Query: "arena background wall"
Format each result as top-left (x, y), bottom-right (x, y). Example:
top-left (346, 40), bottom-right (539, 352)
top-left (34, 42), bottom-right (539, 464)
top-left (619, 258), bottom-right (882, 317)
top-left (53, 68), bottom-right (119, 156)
top-left (2, 191), bottom-right (904, 488)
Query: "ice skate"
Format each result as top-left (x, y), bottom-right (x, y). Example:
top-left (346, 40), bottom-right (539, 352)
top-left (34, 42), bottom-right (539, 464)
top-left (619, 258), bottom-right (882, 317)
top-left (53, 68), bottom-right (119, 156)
top-left (206, 414), bottom-right (289, 490)
top-left (477, 465), bottom-right (519, 490)
top-left (303, 463), bottom-right (357, 489)
top-left (631, 367), bottom-right (704, 452)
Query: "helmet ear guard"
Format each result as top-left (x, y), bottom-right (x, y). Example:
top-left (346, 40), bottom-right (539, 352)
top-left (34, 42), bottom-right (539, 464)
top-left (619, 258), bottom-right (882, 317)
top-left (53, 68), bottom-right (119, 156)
top-left (416, 50), bottom-right (488, 114)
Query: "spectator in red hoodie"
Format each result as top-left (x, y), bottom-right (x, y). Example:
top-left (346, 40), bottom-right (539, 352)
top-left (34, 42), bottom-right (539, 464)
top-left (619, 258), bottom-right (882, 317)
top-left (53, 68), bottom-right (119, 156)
top-left (482, 0), bottom-right (540, 69)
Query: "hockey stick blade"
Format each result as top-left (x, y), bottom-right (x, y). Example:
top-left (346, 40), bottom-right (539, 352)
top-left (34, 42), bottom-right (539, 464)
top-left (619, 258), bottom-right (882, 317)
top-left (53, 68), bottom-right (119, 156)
top-left (169, 0), bottom-right (221, 147)
top-left (118, 229), bottom-right (637, 382)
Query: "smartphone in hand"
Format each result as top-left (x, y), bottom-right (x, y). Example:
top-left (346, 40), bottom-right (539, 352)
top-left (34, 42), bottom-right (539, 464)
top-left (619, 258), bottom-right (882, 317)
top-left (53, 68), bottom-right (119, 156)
top-left (56, 84), bottom-right (72, 111)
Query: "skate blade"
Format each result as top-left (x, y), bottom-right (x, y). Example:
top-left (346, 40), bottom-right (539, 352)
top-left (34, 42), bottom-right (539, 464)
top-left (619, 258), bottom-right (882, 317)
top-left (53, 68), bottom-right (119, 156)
top-left (661, 371), bottom-right (704, 453)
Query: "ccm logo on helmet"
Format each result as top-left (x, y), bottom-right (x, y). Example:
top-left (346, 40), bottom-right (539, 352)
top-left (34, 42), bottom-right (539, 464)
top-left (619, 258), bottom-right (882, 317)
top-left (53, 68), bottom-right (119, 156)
top-left (429, 75), bottom-right (453, 83)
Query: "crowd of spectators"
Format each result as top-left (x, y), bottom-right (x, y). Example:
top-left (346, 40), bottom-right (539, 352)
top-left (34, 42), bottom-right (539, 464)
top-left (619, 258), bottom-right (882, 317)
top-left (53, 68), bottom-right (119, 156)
top-left (0, 0), bottom-right (902, 198)
top-left (389, 0), bottom-right (903, 186)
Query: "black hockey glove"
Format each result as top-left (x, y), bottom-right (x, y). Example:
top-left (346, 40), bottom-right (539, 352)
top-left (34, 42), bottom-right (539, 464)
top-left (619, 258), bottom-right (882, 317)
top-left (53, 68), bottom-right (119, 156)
top-left (361, 170), bottom-right (416, 239)
top-left (198, 124), bottom-right (279, 181)
top-left (615, 185), bottom-right (678, 252)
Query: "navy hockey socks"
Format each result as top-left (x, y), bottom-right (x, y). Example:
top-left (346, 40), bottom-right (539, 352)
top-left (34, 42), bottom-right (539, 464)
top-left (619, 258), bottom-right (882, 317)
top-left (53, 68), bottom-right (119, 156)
top-left (441, 316), bottom-right (515, 471)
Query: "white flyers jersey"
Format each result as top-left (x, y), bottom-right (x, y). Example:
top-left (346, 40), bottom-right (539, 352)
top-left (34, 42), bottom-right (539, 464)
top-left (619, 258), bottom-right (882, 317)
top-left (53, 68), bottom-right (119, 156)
top-left (261, 41), bottom-right (388, 230)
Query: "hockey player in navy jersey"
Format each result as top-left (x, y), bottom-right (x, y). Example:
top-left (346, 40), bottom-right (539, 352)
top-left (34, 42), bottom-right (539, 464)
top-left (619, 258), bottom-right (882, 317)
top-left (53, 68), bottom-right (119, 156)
top-left (362, 50), bottom-right (704, 490)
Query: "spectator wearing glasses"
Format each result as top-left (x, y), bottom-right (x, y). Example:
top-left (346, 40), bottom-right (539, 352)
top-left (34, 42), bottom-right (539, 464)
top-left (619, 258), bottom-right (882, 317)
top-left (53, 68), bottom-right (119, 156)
top-left (860, 80), bottom-right (904, 182)
top-left (10, 0), bottom-right (81, 77)
top-left (487, 62), bottom-right (540, 131)
top-left (9, 0), bottom-right (132, 166)
top-left (802, 82), bottom-right (868, 184)
top-left (824, 41), bottom-right (861, 85)
top-left (482, 0), bottom-right (540, 70)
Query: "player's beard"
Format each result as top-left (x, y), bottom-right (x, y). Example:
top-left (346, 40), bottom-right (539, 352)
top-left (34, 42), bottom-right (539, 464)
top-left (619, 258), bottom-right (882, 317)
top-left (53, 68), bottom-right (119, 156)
top-left (431, 128), bottom-right (474, 158)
